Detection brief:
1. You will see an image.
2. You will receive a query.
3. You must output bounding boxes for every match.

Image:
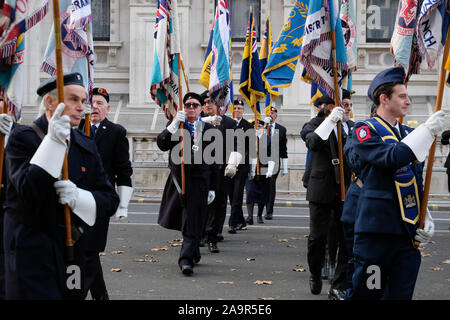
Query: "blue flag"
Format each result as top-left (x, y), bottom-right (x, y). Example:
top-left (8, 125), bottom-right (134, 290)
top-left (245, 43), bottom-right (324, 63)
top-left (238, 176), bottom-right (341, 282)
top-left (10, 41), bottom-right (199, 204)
top-left (239, 6), bottom-right (266, 118)
top-left (262, 1), bottom-right (309, 92)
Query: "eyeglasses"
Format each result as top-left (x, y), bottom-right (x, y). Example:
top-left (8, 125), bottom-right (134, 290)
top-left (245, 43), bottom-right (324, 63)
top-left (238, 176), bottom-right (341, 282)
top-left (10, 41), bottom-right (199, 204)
top-left (184, 103), bottom-right (201, 109)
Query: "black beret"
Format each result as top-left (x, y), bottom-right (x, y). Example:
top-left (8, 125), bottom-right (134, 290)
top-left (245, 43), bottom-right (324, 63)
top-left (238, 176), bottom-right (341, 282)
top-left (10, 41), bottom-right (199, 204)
top-left (316, 95), bottom-right (335, 106)
top-left (233, 98), bottom-right (244, 106)
top-left (200, 90), bottom-right (210, 101)
top-left (368, 66), bottom-right (405, 101)
top-left (183, 92), bottom-right (204, 106)
top-left (342, 89), bottom-right (351, 100)
top-left (37, 72), bottom-right (84, 97)
top-left (93, 87), bottom-right (109, 103)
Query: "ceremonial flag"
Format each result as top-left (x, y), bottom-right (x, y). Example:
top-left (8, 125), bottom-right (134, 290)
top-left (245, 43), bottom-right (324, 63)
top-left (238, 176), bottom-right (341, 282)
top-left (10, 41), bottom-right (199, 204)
top-left (0, 0), bottom-right (49, 61)
top-left (340, 0), bottom-right (357, 72)
top-left (262, 1), bottom-right (309, 93)
top-left (0, 33), bottom-right (24, 121)
top-left (310, 80), bottom-right (325, 106)
top-left (239, 6), bottom-right (265, 118)
top-left (199, 29), bottom-right (213, 89)
top-left (150, 0), bottom-right (181, 119)
top-left (41, 0), bottom-right (95, 102)
top-left (259, 16), bottom-right (278, 116)
top-left (416, 0), bottom-right (449, 69)
top-left (299, 0), bottom-right (348, 103)
top-left (209, 0), bottom-right (232, 114)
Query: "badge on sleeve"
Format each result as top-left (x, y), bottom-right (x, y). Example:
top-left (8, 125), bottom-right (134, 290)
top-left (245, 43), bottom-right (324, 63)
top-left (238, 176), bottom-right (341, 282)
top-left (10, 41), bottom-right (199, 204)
top-left (356, 126), bottom-right (371, 142)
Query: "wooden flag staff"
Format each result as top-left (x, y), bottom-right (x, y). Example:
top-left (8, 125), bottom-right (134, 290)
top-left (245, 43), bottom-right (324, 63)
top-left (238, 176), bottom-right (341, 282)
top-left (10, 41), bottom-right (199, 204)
top-left (177, 53), bottom-right (186, 196)
top-left (52, 0), bottom-right (73, 261)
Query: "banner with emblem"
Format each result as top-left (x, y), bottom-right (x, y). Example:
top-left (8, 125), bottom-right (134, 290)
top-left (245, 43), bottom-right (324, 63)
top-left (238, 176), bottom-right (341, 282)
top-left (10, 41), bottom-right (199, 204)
top-left (41, 0), bottom-right (94, 102)
top-left (150, 0), bottom-right (181, 119)
top-left (340, 0), bottom-right (357, 72)
top-left (262, 1), bottom-right (308, 93)
top-left (416, 0), bottom-right (450, 69)
top-left (299, 0), bottom-right (348, 104)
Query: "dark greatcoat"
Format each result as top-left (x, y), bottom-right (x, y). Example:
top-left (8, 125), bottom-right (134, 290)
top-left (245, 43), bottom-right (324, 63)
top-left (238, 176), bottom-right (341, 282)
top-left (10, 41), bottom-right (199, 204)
top-left (157, 121), bottom-right (218, 237)
top-left (2, 114), bottom-right (119, 300)
top-left (79, 117), bottom-right (132, 252)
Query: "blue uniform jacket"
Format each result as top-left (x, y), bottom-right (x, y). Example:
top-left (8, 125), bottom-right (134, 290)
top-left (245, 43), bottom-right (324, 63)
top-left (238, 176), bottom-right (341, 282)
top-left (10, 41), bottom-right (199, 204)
top-left (350, 116), bottom-right (424, 235)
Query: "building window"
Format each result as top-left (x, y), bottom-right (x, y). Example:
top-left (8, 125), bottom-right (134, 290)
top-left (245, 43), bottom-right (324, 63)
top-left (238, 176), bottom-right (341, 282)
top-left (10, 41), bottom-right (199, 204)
top-left (92, 0), bottom-right (110, 41)
top-left (366, 0), bottom-right (399, 42)
top-left (229, 0), bottom-right (261, 42)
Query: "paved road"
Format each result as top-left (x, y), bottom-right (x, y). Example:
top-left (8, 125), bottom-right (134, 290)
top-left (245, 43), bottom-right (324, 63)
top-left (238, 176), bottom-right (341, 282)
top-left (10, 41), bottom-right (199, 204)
top-left (97, 204), bottom-right (450, 303)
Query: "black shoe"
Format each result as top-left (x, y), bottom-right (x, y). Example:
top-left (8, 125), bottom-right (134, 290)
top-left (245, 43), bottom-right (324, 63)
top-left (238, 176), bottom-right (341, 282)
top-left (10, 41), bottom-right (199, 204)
top-left (328, 288), bottom-right (346, 300)
top-left (217, 234), bottom-right (224, 242)
top-left (228, 226), bottom-right (237, 234)
top-left (208, 242), bottom-right (220, 253)
top-left (246, 216), bottom-right (254, 225)
top-left (257, 216), bottom-right (264, 224)
top-left (181, 264), bottom-right (194, 276)
top-left (264, 213), bottom-right (273, 220)
top-left (309, 276), bottom-right (322, 295)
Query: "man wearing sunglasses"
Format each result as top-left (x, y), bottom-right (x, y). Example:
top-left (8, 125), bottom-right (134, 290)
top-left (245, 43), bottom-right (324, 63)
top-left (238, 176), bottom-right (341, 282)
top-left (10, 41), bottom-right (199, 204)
top-left (157, 92), bottom-right (218, 276)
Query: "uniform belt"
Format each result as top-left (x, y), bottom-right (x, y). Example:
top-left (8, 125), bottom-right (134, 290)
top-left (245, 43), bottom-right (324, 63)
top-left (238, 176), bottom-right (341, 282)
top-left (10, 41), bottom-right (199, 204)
top-left (331, 158), bottom-right (340, 166)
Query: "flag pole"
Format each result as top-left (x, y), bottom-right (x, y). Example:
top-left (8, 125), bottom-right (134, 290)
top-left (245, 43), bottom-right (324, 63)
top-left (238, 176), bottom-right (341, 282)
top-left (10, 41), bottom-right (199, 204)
top-left (415, 26), bottom-right (450, 248)
top-left (0, 100), bottom-right (7, 194)
top-left (331, 28), bottom-right (346, 201)
top-left (179, 55), bottom-right (190, 92)
top-left (52, 0), bottom-right (73, 261)
top-left (177, 53), bottom-right (185, 196)
top-left (84, 23), bottom-right (91, 136)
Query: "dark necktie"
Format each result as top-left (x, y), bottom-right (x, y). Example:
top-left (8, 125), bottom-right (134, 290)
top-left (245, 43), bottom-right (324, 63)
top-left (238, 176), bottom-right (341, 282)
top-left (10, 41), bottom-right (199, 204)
top-left (393, 126), bottom-right (402, 139)
top-left (91, 125), bottom-right (97, 137)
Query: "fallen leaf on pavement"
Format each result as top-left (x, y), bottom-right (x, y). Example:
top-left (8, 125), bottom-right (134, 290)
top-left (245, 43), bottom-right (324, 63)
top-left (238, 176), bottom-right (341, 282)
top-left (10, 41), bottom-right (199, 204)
top-left (304, 235), bottom-right (309, 238)
top-left (272, 271), bottom-right (282, 274)
top-left (99, 252), bottom-right (106, 256)
top-left (442, 260), bottom-right (450, 264)
top-left (151, 246), bottom-right (169, 252)
top-left (111, 268), bottom-right (121, 272)
top-left (432, 267), bottom-right (444, 271)
top-left (215, 260), bottom-right (223, 263)
top-left (278, 239), bottom-right (289, 243)
top-left (134, 259), bottom-right (146, 262)
top-left (170, 243), bottom-right (182, 247)
top-left (254, 280), bottom-right (272, 285)
top-left (241, 226), bottom-right (248, 230)
top-left (246, 258), bottom-right (256, 261)
top-left (290, 237), bottom-right (300, 240)
top-left (421, 252), bottom-right (431, 257)
top-left (111, 250), bottom-right (124, 254)
top-left (218, 281), bottom-right (234, 285)
top-left (230, 268), bottom-right (237, 272)
top-left (286, 245), bottom-right (297, 248)
top-left (293, 268), bottom-right (306, 272)
top-left (259, 297), bottom-right (277, 300)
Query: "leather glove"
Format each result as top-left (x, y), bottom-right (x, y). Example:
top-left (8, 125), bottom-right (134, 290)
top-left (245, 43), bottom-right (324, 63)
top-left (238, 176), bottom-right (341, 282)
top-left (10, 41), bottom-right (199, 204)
top-left (167, 110), bottom-right (186, 134)
top-left (207, 190), bottom-right (215, 205)
top-left (281, 158), bottom-right (288, 176)
top-left (329, 107), bottom-right (344, 123)
top-left (224, 152), bottom-right (242, 178)
top-left (54, 180), bottom-right (97, 226)
top-left (414, 209), bottom-right (435, 246)
top-left (48, 103), bottom-right (71, 145)
top-left (202, 115), bottom-right (222, 126)
top-left (249, 158), bottom-right (257, 180)
top-left (423, 110), bottom-right (446, 136)
top-left (266, 160), bottom-right (275, 178)
top-left (0, 114), bottom-right (13, 135)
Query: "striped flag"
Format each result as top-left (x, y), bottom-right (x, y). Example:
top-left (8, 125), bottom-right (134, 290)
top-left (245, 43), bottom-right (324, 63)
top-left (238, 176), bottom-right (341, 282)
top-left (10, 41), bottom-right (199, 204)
top-left (150, 0), bottom-right (181, 119)
top-left (340, 0), bottom-right (357, 72)
top-left (41, 0), bottom-right (95, 102)
top-left (416, 0), bottom-right (449, 69)
top-left (299, 0), bottom-right (348, 103)
top-left (239, 6), bottom-right (265, 119)
top-left (445, 53), bottom-right (450, 87)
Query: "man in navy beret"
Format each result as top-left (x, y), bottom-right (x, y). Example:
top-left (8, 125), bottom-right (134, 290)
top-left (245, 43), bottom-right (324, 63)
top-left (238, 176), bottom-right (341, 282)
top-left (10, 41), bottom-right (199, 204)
top-left (3, 72), bottom-right (119, 299)
top-left (346, 66), bottom-right (445, 299)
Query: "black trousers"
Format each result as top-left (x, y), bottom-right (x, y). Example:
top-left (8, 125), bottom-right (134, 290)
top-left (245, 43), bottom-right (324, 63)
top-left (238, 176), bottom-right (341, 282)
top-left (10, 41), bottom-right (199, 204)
top-left (266, 171), bottom-right (279, 216)
top-left (227, 167), bottom-right (248, 228)
top-left (307, 200), bottom-right (348, 290)
top-left (205, 166), bottom-right (230, 243)
top-left (342, 222), bottom-right (355, 296)
top-left (83, 251), bottom-right (108, 300)
top-left (179, 234), bottom-right (201, 267)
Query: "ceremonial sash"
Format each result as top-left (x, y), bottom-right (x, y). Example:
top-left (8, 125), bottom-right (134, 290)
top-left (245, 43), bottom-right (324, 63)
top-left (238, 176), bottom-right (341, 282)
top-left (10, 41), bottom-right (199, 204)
top-left (365, 117), bottom-right (420, 240)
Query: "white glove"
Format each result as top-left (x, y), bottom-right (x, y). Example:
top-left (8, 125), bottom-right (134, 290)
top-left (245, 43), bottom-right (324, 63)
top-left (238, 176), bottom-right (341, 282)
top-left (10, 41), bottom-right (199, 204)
top-left (167, 110), bottom-right (186, 134)
top-left (115, 186), bottom-right (133, 220)
top-left (314, 107), bottom-right (344, 140)
top-left (48, 103), bottom-right (71, 145)
top-left (402, 124), bottom-right (436, 162)
top-left (0, 113), bottom-right (13, 135)
top-left (281, 158), bottom-right (288, 176)
top-left (30, 103), bottom-right (70, 178)
top-left (263, 117), bottom-right (271, 125)
top-left (329, 107), bottom-right (344, 123)
top-left (423, 110), bottom-right (446, 136)
top-left (207, 190), bottom-right (215, 205)
top-left (249, 158), bottom-right (257, 180)
top-left (202, 115), bottom-right (222, 126)
top-left (255, 128), bottom-right (264, 138)
top-left (266, 160), bottom-right (275, 178)
top-left (224, 152), bottom-right (242, 178)
top-left (414, 209), bottom-right (435, 246)
top-left (54, 180), bottom-right (97, 226)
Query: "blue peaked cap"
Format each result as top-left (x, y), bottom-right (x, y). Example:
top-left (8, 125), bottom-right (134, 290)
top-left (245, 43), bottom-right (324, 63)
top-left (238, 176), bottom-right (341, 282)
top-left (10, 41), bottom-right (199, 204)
top-left (368, 67), bottom-right (405, 101)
